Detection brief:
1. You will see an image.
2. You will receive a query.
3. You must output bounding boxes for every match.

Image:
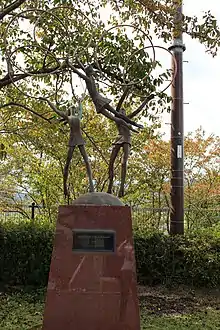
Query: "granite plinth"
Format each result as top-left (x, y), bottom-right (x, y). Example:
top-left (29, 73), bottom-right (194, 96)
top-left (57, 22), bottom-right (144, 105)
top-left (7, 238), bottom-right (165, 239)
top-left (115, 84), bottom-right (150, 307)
top-left (42, 194), bottom-right (140, 330)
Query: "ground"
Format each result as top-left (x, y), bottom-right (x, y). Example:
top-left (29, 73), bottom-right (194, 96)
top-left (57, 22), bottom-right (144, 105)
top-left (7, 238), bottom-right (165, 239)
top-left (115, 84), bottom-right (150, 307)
top-left (139, 286), bottom-right (220, 329)
top-left (0, 286), bottom-right (219, 329)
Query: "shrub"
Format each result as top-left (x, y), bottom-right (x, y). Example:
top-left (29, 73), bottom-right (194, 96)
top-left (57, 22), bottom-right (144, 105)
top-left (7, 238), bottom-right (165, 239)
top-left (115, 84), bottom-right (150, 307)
top-left (0, 222), bottom-right (54, 286)
top-left (0, 222), bottom-right (220, 288)
top-left (134, 229), bottom-right (220, 287)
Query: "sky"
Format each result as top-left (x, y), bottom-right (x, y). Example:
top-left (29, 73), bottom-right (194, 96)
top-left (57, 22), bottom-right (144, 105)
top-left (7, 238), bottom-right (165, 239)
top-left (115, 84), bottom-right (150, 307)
top-left (159, 0), bottom-right (220, 139)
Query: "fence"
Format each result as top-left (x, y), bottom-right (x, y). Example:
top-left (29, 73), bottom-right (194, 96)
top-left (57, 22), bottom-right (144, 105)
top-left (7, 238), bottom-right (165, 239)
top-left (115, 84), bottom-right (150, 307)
top-left (132, 207), bottom-right (170, 232)
top-left (0, 203), bottom-right (219, 233)
top-left (0, 203), bottom-right (46, 223)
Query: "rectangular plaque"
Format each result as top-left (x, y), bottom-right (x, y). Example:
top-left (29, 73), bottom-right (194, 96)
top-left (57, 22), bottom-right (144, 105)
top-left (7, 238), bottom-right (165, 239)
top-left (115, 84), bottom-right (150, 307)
top-left (72, 229), bottom-right (115, 253)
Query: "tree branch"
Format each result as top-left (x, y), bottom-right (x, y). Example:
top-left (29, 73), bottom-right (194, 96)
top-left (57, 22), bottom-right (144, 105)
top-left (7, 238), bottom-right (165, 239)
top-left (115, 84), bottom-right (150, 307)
top-left (82, 129), bottom-right (109, 164)
top-left (0, 66), bottom-right (61, 89)
top-left (0, 0), bottom-right (26, 20)
top-left (0, 102), bottom-right (52, 122)
top-left (128, 93), bottom-right (155, 118)
top-left (116, 87), bottom-right (130, 111)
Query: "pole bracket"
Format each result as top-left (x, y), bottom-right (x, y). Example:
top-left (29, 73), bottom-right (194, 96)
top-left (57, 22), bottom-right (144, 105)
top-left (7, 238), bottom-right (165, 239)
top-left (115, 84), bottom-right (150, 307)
top-left (168, 38), bottom-right (186, 52)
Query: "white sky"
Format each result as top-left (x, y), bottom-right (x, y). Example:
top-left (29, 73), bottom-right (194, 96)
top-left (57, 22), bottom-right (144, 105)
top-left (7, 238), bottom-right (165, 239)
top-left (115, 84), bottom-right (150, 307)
top-left (159, 0), bottom-right (220, 139)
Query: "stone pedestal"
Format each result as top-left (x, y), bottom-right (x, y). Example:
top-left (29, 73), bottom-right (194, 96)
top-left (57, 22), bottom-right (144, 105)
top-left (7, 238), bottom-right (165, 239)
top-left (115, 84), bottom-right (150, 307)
top-left (42, 193), bottom-right (140, 330)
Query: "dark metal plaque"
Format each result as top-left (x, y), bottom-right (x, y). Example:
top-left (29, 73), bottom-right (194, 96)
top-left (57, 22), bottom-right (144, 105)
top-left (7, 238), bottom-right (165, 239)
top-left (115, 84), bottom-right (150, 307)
top-left (72, 229), bottom-right (115, 253)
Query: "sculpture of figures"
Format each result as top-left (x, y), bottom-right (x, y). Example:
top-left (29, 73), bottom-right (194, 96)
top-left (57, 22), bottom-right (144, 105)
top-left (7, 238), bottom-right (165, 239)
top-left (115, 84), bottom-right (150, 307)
top-left (40, 97), bottom-right (94, 199)
top-left (107, 91), bottom-right (154, 197)
top-left (66, 60), bottom-right (143, 132)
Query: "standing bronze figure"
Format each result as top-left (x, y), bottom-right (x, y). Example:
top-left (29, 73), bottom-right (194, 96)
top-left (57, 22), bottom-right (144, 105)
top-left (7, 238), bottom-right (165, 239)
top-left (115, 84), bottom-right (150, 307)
top-left (107, 107), bottom-right (132, 197)
top-left (40, 97), bottom-right (94, 199)
top-left (107, 90), bottom-right (154, 197)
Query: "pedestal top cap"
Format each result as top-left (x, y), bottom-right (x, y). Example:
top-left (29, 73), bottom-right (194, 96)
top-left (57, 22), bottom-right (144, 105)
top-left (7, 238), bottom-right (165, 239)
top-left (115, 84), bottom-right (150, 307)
top-left (72, 192), bottom-right (124, 206)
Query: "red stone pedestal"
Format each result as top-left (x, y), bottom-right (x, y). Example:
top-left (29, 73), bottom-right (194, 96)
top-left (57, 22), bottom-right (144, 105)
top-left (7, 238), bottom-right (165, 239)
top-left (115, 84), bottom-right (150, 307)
top-left (42, 205), bottom-right (140, 330)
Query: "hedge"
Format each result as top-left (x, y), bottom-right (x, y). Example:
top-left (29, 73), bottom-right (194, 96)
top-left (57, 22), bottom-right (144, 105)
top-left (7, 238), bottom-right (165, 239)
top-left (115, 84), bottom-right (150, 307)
top-left (0, 222), bottom-right (220, 288)
top-left (0, 222), bottom-right (53, 286)
top-left (134, 230), bottom-right (220, 287)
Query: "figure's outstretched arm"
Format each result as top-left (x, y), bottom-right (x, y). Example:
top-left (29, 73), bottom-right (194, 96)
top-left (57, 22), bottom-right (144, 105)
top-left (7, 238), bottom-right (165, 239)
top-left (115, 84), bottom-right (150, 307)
top-left (128, 94), bottom-right (155, 119)
top-left (102, 108), bottom-right (139, 133)
top-left (116, 87), bottom-right (130, 112)
top-left (40, 97), bottom-right (67, 120)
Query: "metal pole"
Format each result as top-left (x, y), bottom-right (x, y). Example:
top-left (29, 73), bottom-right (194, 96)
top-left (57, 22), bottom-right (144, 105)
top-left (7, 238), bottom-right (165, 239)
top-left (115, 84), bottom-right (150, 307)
top-left (169, 1), bottom-right (185, 235)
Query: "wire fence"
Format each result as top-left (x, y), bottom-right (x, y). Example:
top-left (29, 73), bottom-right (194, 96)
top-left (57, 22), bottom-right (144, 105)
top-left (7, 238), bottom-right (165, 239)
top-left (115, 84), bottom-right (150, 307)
top-left (0, 203), bottom-right (219, 233)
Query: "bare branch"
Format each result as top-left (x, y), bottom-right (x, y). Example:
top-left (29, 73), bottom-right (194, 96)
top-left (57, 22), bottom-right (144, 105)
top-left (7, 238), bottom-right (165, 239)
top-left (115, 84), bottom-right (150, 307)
top-left (82, 129), bottom-right (108, 164)
top-left (116, 87), bottom-right (130, 111)
top-left (0, 102), bottom-right (52, 122)
top-left (76, 59), bottom-right (86, 71)
top-left (67, 60), bottom-right (88, 82)
top-left (70, 71), bottom-right (79, 102)
top-left (0, 66), bottom-right (61, 89)
top-left (128, 93), bottom-right (155, 118)
top-left (0, 0), bottom-right (26, 20)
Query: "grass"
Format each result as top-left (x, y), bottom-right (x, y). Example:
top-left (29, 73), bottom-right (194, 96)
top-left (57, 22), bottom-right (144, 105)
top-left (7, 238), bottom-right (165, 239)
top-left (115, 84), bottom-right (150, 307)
top-left (0, 286), bottom-right (220, 330)
top-left (0, 289), bottom-right (44, 330)
top-left (141, 310), bottom-right (220, 330)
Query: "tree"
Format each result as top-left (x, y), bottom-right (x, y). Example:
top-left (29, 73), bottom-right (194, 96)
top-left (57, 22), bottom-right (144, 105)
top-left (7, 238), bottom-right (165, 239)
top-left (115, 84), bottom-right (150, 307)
top-left (0, 111), bottom-right (65, 220)
top-left (125, 128), bottom-right (220, 232)
top-left (184, 128), bottom-right (220, 230)
top-left (0, 0), bottom-right (219, 214)
top-left (1, 0), bottom-right (219, 111)
top-left (114, 0), bottom-right (220, 56)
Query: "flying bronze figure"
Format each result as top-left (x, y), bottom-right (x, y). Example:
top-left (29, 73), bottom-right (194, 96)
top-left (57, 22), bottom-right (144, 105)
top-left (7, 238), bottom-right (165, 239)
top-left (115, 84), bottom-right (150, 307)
top-left (66, 60), bottom-right (143, 133)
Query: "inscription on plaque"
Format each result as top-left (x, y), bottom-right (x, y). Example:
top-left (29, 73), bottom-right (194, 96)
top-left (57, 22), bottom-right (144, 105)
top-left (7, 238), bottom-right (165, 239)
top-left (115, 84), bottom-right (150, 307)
top-left (72, 229), bottom-right (115, 253)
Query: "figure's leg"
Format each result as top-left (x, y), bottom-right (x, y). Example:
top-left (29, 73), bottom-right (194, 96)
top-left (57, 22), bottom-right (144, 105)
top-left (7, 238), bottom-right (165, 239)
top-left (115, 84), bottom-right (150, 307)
top-left (79, 145), bottom-right (94, 192)
top-left (63, 146), bottom-right (75, 200)
top-left (118, 144), bottom-right (130, 198)
top-left (107, 144), bottom-right (121, 194)
top-left (100, 108), bottom-right (138, 133)
top-left (105, 103), bottom-right (143, 129)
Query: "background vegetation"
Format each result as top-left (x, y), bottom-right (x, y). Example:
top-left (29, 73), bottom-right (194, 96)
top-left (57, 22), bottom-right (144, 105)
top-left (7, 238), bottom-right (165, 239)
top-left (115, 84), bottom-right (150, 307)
top-left (0, 221), bottom-right (220, 288)
top-left (0, 0), bottom-right (219, 329)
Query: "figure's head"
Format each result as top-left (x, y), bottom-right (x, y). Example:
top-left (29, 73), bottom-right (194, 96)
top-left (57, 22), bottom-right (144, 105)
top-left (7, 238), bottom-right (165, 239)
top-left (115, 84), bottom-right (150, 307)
top-left (85, 65), bottom-right (94, 76)
top-left (69, 105), bottom-right (78, 117)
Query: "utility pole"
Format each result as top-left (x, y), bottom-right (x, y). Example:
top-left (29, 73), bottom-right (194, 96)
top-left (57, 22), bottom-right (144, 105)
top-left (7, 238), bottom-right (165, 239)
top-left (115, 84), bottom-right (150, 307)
top-left (169, 1), bottom-right (185, 235)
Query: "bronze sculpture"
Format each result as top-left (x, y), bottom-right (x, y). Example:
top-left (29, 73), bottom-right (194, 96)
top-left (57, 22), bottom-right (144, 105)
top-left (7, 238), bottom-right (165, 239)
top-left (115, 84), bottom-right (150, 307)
top-left (107, 107), bottom-right (132, 197)
top-left (66, 60), bottom-right (143, 133)
top-left (107, 90), bottom-right (154, 197)
top-left (40, 97), bottom-right (94, 199)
